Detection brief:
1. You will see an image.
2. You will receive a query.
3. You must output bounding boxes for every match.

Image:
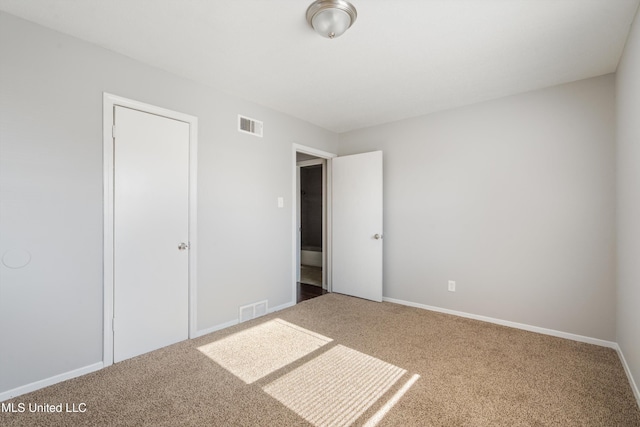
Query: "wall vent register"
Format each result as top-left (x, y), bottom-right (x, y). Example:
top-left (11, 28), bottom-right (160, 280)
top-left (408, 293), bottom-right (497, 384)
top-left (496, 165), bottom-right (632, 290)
top-left (238, 115), bottom-right (263, 137)
top-left (239, 300), bottom-right (268, 322)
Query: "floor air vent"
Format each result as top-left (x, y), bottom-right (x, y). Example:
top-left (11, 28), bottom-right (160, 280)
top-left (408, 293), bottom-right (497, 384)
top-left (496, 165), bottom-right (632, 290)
top-left (239, 300), bottom-right (268, 323)
top-left (239, 305), bottom-right (254, 323)
top-left (238, 115), bottom-right (263, 137)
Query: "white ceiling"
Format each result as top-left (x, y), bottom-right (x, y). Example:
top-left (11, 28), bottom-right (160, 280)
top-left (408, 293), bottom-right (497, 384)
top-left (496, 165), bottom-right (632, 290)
top-left (1, 0), bottom-right (638, 133)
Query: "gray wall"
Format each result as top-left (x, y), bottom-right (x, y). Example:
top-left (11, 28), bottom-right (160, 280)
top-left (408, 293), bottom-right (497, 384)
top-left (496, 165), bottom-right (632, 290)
top-left (617, 7), bottom-right (640, 400)
top-left (1, 9), bottom-right (631, 400)
top-left (338, 75), bottom-right (617, 341)
top-left (0, 12), bottom-right (337, 394)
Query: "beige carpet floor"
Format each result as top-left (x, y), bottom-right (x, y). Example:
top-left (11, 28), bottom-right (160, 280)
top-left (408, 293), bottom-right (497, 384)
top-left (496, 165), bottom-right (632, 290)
top-left (2, 293), bottom-right (639, 426)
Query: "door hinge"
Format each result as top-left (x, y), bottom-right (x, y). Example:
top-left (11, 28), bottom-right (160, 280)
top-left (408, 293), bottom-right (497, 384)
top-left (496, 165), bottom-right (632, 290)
top-left (112, 125), bottom-right (117, 139)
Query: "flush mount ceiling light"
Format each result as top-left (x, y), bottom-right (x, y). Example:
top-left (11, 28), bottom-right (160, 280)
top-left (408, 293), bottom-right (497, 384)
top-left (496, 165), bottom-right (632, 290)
top-left (306, 0), bottom-right (357, 39)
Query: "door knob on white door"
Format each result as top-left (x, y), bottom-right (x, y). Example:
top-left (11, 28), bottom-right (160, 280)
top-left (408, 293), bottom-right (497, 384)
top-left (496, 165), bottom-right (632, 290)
top-left (374, 234), bottom-right (382, 240)
top-left (178, 242), bottom-right (189, 250)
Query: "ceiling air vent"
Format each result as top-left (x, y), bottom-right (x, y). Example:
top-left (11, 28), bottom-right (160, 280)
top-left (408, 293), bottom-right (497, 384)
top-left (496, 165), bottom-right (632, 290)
top-left (238, 115), bottom-right (263, 137)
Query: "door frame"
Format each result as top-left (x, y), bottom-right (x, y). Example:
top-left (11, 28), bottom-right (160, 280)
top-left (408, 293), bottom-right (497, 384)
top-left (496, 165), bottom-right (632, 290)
top-left (102, 93), bottom-right (198, 367)
top-left (292, 144), bottom-right (336, 302)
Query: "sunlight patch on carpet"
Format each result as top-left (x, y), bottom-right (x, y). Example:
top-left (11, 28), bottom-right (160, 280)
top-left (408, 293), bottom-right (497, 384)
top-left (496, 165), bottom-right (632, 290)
top-left (263, 345), bottom-right (406, 427)
top-left (197, 318), bottom-right (332, 383)
top-left (363, 373), bottom-right (420, 427)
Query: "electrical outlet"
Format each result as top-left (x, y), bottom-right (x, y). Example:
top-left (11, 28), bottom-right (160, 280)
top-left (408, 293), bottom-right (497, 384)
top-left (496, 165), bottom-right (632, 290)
top-left (448, 280), bottom-right (456, 292)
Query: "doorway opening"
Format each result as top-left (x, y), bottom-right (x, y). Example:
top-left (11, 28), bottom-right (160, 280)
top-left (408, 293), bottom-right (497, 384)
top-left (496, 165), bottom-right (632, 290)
top-left (293, 145), bottom-right (336, 303)
top-left (298, 156), bottom-right (326, 302)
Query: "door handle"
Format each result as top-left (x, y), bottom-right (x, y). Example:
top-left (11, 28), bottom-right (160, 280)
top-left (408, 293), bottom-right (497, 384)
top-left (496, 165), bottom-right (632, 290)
top-left (178, 242), bottom-right (189, 250)
top-left (374, 234), bottom-right (382, 240)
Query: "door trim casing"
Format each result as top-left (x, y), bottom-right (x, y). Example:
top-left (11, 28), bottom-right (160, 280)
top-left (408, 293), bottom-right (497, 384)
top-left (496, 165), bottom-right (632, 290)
top-left (102, 93), bottom-right (198, 367)
top-left (292, 144), bottom-right (336, 303)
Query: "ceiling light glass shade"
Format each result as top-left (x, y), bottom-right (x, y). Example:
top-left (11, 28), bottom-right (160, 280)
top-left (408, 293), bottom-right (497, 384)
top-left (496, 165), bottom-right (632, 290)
top-left (306, 0), bottom-right (357, 39)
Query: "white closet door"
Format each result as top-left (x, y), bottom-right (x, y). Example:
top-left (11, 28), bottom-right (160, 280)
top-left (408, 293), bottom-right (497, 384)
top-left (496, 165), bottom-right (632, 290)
top-left (113, 106), bottom-right (189, 362)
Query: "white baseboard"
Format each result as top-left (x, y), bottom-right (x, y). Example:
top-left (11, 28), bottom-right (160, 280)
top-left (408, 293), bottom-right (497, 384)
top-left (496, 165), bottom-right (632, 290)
top-left (193, 301), bottom-right (296, 339)
top-left (193, 319), bottom-right (239, 338)
top-left (268, 301), bottom-right (296, 313)
top-left (0, 362), bottom-right (103, 402)
top-left (382, 297), bottom-right (617, 349)
top-left (616, 344), bottom-right (640, 409)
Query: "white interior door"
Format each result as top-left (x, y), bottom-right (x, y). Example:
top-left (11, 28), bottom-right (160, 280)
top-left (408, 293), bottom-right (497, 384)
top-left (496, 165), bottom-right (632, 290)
top-left (332, 151), bottom-right (383, 302)
top-left (113, 106), bottom-right (190, 362)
